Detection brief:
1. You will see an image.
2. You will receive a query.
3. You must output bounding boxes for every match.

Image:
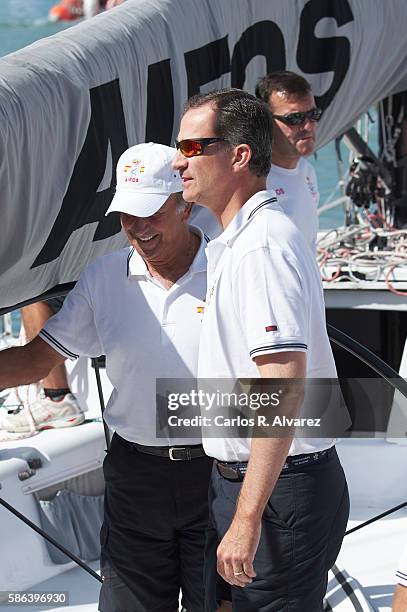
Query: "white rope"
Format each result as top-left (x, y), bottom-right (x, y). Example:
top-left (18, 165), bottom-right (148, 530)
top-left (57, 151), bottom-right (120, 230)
top-left (317, 220), bottom-right (407, 289)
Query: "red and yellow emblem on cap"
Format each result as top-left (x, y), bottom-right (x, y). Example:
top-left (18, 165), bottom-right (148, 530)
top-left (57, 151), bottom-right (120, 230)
top-left (123, 159), bottom-right (146, 183)
top-left (123, 159), bottom-right (144, 173)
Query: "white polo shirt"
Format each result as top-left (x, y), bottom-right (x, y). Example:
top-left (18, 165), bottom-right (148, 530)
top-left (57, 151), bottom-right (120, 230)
top-left (39, 228), bottom-right (207, 446)
top-left (198, 191), bottom-right (336, 462)
top-left (267, 158), bottom-right (319, 252)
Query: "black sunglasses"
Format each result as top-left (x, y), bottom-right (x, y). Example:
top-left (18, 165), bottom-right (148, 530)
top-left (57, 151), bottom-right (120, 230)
top-left (272, 107), bottom-right (323, 126)
top-left (175, 138), bottom-right (226, 157)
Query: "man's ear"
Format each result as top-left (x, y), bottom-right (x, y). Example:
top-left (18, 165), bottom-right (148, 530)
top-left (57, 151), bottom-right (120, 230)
top-left (231, 144), bottom-right (252, 173)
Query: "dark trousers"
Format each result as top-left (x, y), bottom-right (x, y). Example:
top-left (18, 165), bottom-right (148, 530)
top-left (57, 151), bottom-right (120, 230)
top-left (99, 433), bottom-right (213, 612)
top-left (205, 447), bottom-right (349, 612)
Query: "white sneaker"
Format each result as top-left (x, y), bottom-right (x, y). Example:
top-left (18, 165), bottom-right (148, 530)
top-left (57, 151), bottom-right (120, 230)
top-left (0, 393), bottom-right (85, 433)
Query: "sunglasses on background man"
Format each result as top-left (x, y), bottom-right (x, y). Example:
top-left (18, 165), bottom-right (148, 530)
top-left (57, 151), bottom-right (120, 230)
top-left (271, 107), bottom-right (323, 126)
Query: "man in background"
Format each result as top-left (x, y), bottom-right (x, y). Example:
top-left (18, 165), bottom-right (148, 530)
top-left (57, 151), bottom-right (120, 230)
top-left (256, 70), bottom-right (322, 252)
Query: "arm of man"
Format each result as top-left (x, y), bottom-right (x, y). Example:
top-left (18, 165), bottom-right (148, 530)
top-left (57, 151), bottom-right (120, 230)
top-left (216, 350), bottom-right (306, 587)
top-left (393, 584), bottom-right (407, 612)
top-left (0, 336), bottom-right (65, 390)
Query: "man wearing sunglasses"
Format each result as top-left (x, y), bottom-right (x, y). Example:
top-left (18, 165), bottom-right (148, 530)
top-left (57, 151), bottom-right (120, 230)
top-left (256, 70), bottom-right (322, 252)
top-left (174, 89), bottom-right (348, 612)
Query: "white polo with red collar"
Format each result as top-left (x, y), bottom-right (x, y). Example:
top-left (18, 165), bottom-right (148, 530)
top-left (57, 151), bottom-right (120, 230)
top-left (39, 228), bottom-right (207, 446)
top-left (198, 190), bottom-right (337, 462)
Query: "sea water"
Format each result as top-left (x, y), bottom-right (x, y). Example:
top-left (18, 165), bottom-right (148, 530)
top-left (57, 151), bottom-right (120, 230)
top-left (0, 0), bottom-right (70, 57)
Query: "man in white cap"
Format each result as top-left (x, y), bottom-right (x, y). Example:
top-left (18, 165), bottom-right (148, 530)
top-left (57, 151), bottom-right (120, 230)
top-left (0, 143), bottom-right (211, 612)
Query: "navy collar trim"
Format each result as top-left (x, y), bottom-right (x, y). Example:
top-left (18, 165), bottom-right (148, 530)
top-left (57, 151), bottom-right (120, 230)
top-left (247, 196), bottom-right (278, 221)
top-left (127, 247), bottom-right (135, 278)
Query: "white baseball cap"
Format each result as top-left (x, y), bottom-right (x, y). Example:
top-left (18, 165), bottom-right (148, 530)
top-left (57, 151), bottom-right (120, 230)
top-left (106, 142), bottom-right (182, 217)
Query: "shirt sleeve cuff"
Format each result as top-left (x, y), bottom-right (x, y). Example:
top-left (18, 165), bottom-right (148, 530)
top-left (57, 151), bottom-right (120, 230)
top-left (396, 569), bottom-right (407, 587)
top-left (39, 329), bottom-right (79, 361)
top-left (249, 341), bottom-right (307, 360)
